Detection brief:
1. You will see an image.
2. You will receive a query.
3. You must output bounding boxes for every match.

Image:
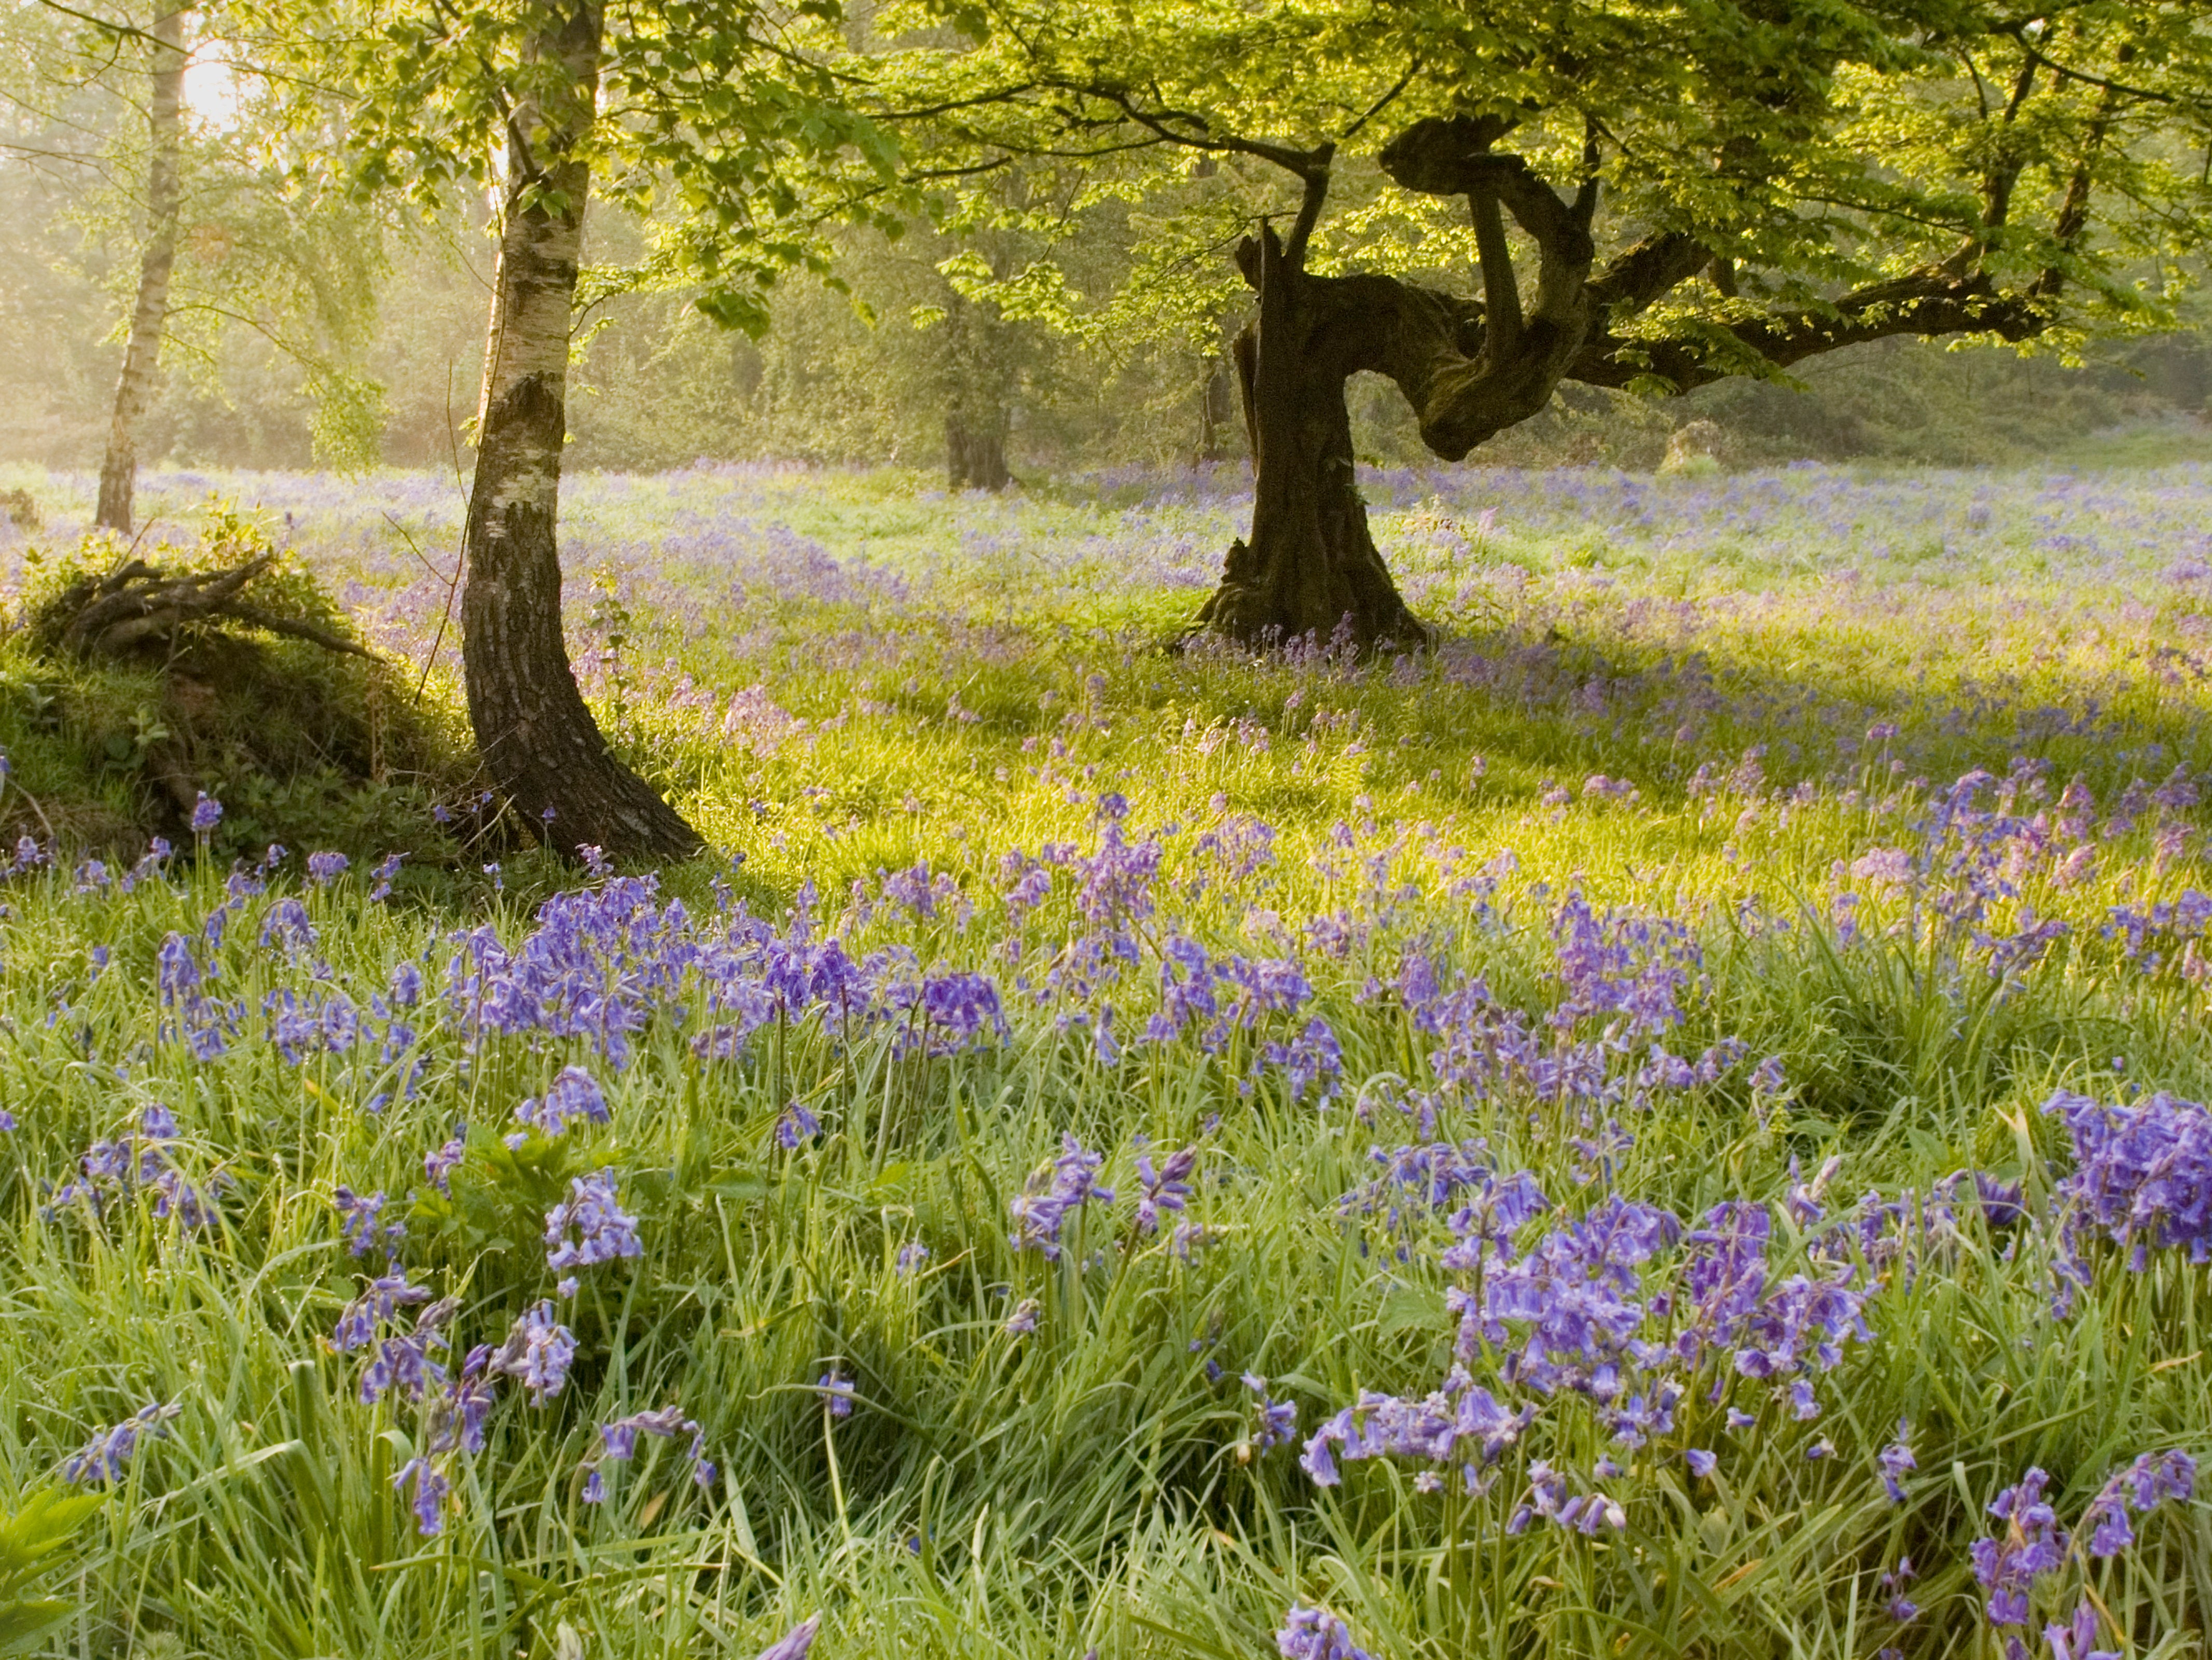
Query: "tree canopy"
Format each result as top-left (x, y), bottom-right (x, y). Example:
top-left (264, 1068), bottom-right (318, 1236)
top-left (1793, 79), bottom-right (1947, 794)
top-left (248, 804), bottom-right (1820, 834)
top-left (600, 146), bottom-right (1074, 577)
top-left (839, 1), bottom-right (2211, 646)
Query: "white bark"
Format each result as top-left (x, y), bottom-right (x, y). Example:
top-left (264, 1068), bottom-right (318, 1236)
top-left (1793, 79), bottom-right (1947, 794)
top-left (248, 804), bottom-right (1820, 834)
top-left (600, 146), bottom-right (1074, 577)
top-left (96, 7), bottom-right (189, 534)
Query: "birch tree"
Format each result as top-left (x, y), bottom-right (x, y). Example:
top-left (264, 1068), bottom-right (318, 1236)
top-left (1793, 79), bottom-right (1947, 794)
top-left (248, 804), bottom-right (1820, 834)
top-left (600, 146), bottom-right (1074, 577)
top-left (285, 0), bottom-right (891, 860)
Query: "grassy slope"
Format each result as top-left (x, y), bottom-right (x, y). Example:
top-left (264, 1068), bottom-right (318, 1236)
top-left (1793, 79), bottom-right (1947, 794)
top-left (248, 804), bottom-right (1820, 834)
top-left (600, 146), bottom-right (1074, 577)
top-left (0, 455), bottom-right (2205, 1656)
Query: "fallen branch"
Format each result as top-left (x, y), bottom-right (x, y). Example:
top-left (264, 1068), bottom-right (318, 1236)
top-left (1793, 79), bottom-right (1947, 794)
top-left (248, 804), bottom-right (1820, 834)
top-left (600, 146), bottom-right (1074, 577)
top-left (38, 555), bottom-right (378, 662)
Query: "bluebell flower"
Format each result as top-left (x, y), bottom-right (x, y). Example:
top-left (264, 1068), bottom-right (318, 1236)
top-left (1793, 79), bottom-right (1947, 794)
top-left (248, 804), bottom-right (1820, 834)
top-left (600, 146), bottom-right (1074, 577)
top-left (332, 1186), bottom-right (406, 1258)
top-left (189, 794), bottom-right (222, 835)
top-left (817, 1369), bottom-right (856, 1418)
top-left (331, 1270), bottom-right (431, 1353)
top-left (428, 1345), bottom-right (497, 1456)
top-left (63, 1401), bottom-right (180, 1484)
top-left (494, 1301), bottom-right (577, 1404)
top-left (1275, 1605), bottom-right (1376, 1660)
top-left (1242, 1373), bottom-right (1298, 1452)
top-left (306, 852), bottom-right (349, 887)
top-left (424, 1126), bottom-right (466, 1195)
top-left (895, 1240), bottom-right (930, 1275)
top-left (368, 853), bottom-right (403, 902)
top-left (1008, 1135), bottom-right (1113, 1259)
top-left (514, 1066), bottom-right (611, 1138)
top-left (1135, 1146), bottom-right (1197, 1234)
top-left (358, 1298), bottom-right (453, 1405)
top-left (1878, 1422), bottom-right (1916, 1502)
top-left (1972, 1468), bottom-right (2066, 1627)
top-left (393, 1456), bottom-right (449, 1536)
top-left (2044, 1601), bottom-right (2118, 1660)
top-left (754, 1616), bottom-right (819, 1660)
top-left (1004, 1299), bottom-right (1039, 1335)
top-left (545, 1168), bottom-right (642, 1274)
top-left (2044, 1088), bottom-right (2212, 1292)
top-left (775, 1103), bottom-right (820, 1149)
top-left (1686, 1448), bottom-right (1717, 1479)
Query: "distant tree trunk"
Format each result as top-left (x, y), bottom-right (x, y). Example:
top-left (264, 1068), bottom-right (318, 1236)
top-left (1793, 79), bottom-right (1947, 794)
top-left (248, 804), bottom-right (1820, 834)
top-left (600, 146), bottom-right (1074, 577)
top-left (939, 276), bottom-right (1016, 491)
top-left (459, 0), bottom-right (702, 863)
top-left (95, 7), bottom-right (187, 535)
top-left (945, 413), bottom-right (1011, 490)
top-left (1195, 348), bottom-right (1235, 464)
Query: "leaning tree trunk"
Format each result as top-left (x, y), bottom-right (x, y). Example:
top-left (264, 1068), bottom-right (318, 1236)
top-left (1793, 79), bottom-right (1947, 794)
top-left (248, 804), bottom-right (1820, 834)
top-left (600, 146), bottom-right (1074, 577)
top-left (1196, 123), bottom-right (1601, 650)
top-left (1194, 220), bottom-right (1421, 649)
top-left (95, 6), bottom-right (187, 535)
top-left (459, 0), bottom-right (702, 862)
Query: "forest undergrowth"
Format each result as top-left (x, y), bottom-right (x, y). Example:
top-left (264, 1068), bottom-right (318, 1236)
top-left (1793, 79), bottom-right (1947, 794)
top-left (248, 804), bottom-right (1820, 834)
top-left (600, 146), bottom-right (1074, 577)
top-left (0, 459), bottom-right (2204, 1658)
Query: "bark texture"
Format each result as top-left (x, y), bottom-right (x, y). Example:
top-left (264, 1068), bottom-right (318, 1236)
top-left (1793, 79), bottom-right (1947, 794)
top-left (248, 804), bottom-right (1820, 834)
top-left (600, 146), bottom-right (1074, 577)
top-left (95, 7), bottom-right (187, 535)
top-left (1193, 221), bottom-right (1422, 647)
top-left (941, 283), bottom-right (1017, 491)
top-left (946, 415), bottom-right (1012, 491)
top-left (460, 0), bottom-right (702, 862)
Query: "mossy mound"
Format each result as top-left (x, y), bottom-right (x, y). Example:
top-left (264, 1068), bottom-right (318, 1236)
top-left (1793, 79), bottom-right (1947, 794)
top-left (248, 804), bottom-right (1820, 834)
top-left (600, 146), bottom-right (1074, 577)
top-left (2, 506), bottom-right (476, 863)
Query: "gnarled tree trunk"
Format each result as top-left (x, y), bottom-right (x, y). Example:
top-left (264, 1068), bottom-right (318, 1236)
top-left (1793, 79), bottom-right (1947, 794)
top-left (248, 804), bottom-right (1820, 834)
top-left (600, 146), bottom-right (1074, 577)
top-left (1194, 114), bottom-right (2048, 650)
top-left (95, 7), bottom-right (187, 535)
top-left (1193, 220), bottom-right (1421, 648)
top-left (459, 0), bottom-right (702, 862)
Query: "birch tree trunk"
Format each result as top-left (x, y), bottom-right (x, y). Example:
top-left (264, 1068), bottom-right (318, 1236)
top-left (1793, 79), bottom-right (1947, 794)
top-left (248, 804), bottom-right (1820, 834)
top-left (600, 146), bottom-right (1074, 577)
top-left (458, 0), bottom-right (703, 861)
top-left (94, 6), bottom-right (187, 535)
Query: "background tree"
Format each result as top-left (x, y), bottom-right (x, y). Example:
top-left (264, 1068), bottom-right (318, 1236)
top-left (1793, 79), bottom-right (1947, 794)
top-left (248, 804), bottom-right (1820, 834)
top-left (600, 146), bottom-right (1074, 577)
top-left (276, 0), bottom-right (896, 860)
top-left (879, 0), bottom-right (2212, 646)
top-left (3, 0), bottom-right (393, 491)
top-left (91, 3), bottom-right (184, 533)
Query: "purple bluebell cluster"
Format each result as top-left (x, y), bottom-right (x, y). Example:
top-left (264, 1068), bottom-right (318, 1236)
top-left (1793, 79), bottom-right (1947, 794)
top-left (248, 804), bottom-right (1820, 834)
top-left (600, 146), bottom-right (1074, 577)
top-left (513, 1066), bottom-right (611, 1138)
top-left (63, 1401), bottom-right (180, 1484)
top-left (1008, 1135), bottom-right (1113, 1258)
top-left (545, 1169), bottom-right (643, 1277)
top-left (1135, 1145), bottom-right (1196, 1235)
top-left (493, 1301), bottom-right (577, 1404)
top-left (583, 1404), bottom-right (714, 1499)
top-left (1969, 1456), bottom-right (2192, 1640)
top-left (2078, 1449), bottom-right (2195, 1558)
top-left (332, 1186), bottom-right (406, 1258)
top-left (1974, 1468), bottom-right (2067, 1627)
top-left (1300, 1368), bottom-right (1535, 1490)
top-left (1307, 1169), bottom-right (1879, 1533)
top-left (2046, 1089), bottom-right (2212, 1305)
top-left (49, 1104), bottom-right (222, 1228)
top-left (1275, 1606), bottom-right (1376, 1660)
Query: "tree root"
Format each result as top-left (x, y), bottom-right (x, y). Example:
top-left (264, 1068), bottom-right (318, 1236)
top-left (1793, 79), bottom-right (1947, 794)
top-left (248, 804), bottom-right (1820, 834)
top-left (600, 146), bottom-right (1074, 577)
top-left (37, 555), bottom-right (379, 663)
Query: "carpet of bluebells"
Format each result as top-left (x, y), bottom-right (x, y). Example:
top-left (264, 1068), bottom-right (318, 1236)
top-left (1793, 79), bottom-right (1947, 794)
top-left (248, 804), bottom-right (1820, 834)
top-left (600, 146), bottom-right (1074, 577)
top-left (0, 457), bottom-right (2209, 1658)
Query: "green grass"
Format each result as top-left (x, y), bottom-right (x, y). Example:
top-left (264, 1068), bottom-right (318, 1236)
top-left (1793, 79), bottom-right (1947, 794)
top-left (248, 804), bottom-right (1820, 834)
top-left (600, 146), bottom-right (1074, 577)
top-left (0, 459), bottom-right (2204, 1658)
